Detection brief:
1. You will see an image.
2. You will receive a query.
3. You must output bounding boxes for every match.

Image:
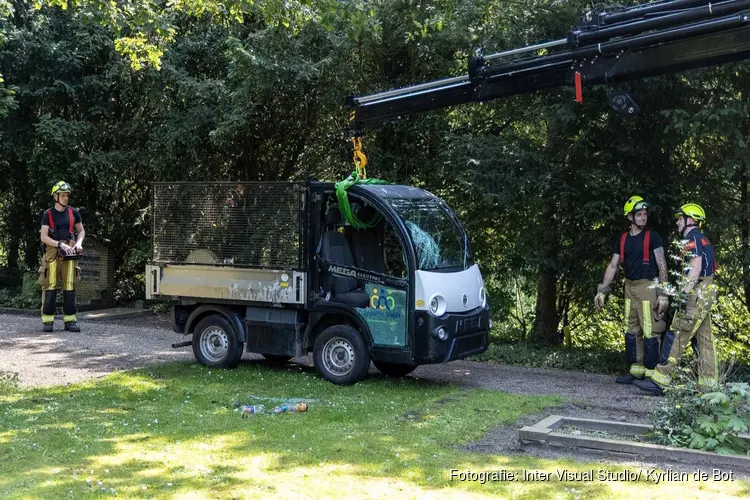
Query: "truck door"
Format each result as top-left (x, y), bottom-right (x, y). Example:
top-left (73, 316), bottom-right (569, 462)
top-left (316, 194), bottom-right (410, 349)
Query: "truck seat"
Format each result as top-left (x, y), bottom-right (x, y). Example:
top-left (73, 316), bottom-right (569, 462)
top-left (351, 205), bottom-right (386, 275)
top-left (318, 208), bottom-right (369, 308)
top-left (351, 230), bottom-right (386, 275)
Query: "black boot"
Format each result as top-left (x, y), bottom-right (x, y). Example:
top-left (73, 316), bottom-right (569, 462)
top-left (42, 323), bottom-right (53, 333)
top-left (633, 378), bottom-right (665, 396)
top-left (615, 373), bottom-right (639, 384)
top-left (64, 322), bottom-right (80, 332)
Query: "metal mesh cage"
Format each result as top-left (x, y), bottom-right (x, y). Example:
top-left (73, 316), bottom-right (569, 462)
top-left (152, 182), bottom-right (304, 268)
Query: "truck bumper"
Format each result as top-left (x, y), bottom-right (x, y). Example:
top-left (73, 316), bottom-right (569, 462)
top-left (414, 305), bottom-right (491, 364)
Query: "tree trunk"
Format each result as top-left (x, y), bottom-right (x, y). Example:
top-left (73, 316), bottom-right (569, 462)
top-left (6, 233), bottom-right (19, 270)
top-left (531, 267), bottom-right (559, 345)
top-left (741, 165), bottom-right (750, 312)
top-left (530, 200), bottom-right (560, 345)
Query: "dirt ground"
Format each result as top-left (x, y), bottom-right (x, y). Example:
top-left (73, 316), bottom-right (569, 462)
top-left (1, 312), bottom-right (746, 477)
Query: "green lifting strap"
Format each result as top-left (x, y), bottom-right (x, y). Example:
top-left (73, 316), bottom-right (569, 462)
top-left (334, 171), bottom-right (388, 229)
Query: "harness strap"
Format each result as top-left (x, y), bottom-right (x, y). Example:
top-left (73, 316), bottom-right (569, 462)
top-left (46, 207), bottom-right (75, 240)
top-left (701, 236), bottom-right (717, 273)
top-left (619, 229), bottom-right (651, 266)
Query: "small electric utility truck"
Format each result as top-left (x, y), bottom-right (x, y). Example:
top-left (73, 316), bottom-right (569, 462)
top-left (146, 179), bottom-right (491, 384)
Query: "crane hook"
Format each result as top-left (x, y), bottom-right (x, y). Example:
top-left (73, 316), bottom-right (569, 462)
top-left (352, 137), bottom-right (368, 179)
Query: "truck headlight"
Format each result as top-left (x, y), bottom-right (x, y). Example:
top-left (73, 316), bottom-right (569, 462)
top-left (479, 287), bottom-right (486, 307)
top-left (429, 294), bottom-right (446, 316)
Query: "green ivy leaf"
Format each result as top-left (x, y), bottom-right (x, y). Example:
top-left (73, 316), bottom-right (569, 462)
top-left (727, 417), bottom-right (748, 433)
top-left (697, 415), bottom-right (722, 435)
top-left (716, 446), bottom-right (739, 455)
top-left (689, 433), bottom-right (707, 450)
top-left (701, 392), bottom-right (730, 406)
top-left (728, 383), bottom-right (749, 397)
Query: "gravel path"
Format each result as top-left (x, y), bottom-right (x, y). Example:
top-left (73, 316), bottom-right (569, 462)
top-left (0, 313), bottom-right (198, 387)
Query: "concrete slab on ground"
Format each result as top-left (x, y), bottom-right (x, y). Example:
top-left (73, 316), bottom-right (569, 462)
top-left (520, 414), bottom-right (750, 470)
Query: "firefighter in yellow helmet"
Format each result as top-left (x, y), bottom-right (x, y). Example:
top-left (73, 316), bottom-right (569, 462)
top-left (595, 196), bottom-right (669, 384)
top-left (39, 181), bottom-right (86, 332)
top-left (634, 203), bottom-right (717, 396)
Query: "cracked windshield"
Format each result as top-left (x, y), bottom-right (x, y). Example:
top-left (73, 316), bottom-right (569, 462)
top-left (387, 198), bottom-right (473, 271)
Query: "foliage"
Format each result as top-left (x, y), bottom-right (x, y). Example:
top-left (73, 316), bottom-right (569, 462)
top-left (651, 360), bottom-right (750, 456)
top-left (1, 0), bottom-right (750, 360)
top-left (475, 338), bottom-right (625, 374)
top-left (0, 272), bottom-right (42, 309)
top-left (0, 370), bottom-right (19, 395)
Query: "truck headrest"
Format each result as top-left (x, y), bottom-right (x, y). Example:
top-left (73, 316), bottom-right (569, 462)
top-left (357, 205), bottom-right (377, 223)
top-left (325, 206), bottom-right (342, 226)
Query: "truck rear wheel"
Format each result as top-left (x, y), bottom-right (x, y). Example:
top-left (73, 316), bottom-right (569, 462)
top-left (373, 361), bottom-right (416, 377)
top-left (192, 314), bottom-right (244, 369)
top-left (313, 325), bottom-right (370, 385)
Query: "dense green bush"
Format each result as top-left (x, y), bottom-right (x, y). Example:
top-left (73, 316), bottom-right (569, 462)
top-left (475, 337), bottom-right (626, 374)
top-left (0, 272), bottom-right (41, 309)
top-left (651, 358), bottom-right (750, 455)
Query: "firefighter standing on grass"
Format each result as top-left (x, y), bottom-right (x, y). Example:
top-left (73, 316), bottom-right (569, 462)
top-left (634, 203), bottom-right (717, 396)
top-left (595, 196), bottom-right (669, 384)
top-left (39, 181), bottom-right (85, 332)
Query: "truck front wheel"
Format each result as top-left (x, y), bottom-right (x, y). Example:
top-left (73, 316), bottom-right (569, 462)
top-left (313, 325), bottom-right (370, 385)
top-left (192, 314), bottom-right (244, 369)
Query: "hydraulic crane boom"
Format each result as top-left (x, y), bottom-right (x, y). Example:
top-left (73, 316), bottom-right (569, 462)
top-left (346, 0), bottom-right (750, 137)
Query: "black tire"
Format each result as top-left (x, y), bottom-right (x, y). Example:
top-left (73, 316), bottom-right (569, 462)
top-left (373, 360), bottom-right (417, 377)
top-left (313, 324), bottom-right (370, 385)
top-left (261, 354), bottom-right (293, 364)
top-left (192, 314), bottom-right (244, 369)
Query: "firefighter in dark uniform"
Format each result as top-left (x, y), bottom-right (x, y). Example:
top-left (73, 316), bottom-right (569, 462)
top-left (595, 196), bottom-right (669, 384)
top-left (39, 181), bottom-right (85, 332)
top-left (635, 203), bottom-right (717, 396)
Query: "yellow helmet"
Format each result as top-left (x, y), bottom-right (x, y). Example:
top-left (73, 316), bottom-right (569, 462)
top-left (51, 181), bottom-right (71, 196)
top-left (674, 203), bottom-right (706, 222)
top-left (623, 195), bottom-right (649, 217)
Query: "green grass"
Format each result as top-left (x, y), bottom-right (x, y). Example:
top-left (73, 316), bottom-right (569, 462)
top-left (1, 362), bottom-right (749, 499)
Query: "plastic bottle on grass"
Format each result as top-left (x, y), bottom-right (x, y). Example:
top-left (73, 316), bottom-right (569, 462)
top-left (240, 404), bottom-right (264, 417)
top-left (274, 402), bottom-right (308, 414)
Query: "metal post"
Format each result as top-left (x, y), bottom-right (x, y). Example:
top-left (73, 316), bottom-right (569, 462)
top-left (483, 38), bottom-right (568, 61)
top-left (354, 76), bottom-right (469, 105)
top-left (599, 0), bottom-right (712, 26)
top-left (573, 0), bottom-right (750, 45)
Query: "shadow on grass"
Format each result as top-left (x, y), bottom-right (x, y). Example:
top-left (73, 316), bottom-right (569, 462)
top-left (0, 360), bottom-right (742, 498)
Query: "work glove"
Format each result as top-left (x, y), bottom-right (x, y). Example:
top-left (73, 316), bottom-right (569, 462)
top-left (656, 295), bottom-right (669, 315)
top-left (594, 284), bottom-right (610, 311)
top-left (594, 293), bottom-right (606, 310)
top-left (653, 295), bottom-right (670, 320)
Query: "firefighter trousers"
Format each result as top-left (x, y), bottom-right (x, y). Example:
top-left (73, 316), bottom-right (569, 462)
top-left (39, 243), bottom-right (79, 324)
top-left (652, 277), bottom-right (717, 388)
top-left (624, 279), bottom-right (667, 378)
